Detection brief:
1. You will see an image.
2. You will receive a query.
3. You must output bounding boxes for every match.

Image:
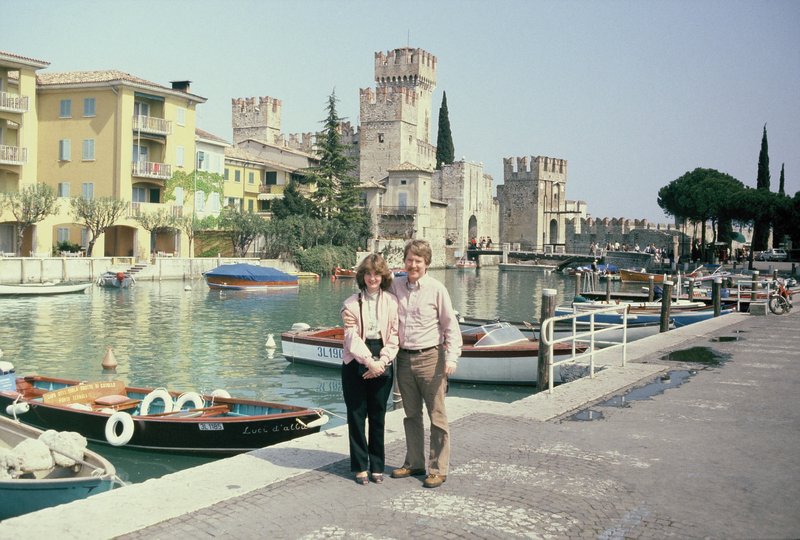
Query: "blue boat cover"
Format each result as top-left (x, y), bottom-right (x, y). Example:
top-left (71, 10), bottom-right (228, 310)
top-left (205, 264), bottom-right (297, 283)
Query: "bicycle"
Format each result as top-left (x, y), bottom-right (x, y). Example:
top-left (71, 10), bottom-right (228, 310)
top-left (768, 279), bottom-right (794, 315)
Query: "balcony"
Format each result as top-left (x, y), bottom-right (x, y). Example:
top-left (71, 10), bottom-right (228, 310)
top-left (257, 184), bottom-right (284, 200)
top-left (0, 145), bottom-right (27, 165)
top-left (132, 115), bottom-right (172, 136)
top-left (0, 92), bottom-right (29, 113)
top-left (128, 202), bottom-right (184, 218)
top-left (132, 161), bottom-right (172, 180)
top-left (377, 205), bottom-right (416, 216)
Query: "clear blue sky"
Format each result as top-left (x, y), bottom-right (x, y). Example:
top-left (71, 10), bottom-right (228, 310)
top-left (9, 0), bottom-right (799, 222)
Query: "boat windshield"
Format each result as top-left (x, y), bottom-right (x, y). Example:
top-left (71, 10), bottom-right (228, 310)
top-left (468, 322), bottom-right (529, 348)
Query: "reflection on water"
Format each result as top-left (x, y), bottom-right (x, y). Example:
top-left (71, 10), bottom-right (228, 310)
top-left (0, 267), bottom-right (591, 482)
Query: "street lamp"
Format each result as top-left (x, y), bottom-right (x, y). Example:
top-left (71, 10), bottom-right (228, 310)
top-left (192, 150), bottom-right (204, 258)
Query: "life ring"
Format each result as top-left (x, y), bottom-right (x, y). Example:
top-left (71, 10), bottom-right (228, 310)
top-left (211, 388), bottom-right (231, 399)
top-left (140, 388), bottom-right (174, 416)
top-left (174, 391), bottom-right (205, 411)
top-left (105, 412), bottom-right (135, 446)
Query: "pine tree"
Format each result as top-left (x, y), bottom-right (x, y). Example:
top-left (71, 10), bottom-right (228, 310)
top-left (751, 124), bottom-right (771, 251)
top-left (435, 91), bottom-right (454, 169)
top-left (309, 91), bottom-right (352, 220)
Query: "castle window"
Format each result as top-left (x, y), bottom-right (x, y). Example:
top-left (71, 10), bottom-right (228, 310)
top-left (378, 133), bottom-right (384, 143)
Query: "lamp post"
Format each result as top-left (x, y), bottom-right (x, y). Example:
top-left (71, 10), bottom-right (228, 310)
top-left (193, 150), bottom-right (204, 258)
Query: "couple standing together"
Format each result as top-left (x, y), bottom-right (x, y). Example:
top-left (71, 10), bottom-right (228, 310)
top-left (340, 239), bottom-right (462, 488)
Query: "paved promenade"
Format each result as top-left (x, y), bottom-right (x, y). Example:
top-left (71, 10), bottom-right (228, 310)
top-left (2, 309), bottom-right (799, 539)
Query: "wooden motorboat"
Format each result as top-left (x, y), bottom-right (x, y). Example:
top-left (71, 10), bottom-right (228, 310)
top-left (332, 266), bottom-right (356, 278)
top-left (0, 281), bottom-right (93, 296)
top-left (0, 373), bottom-right (328, 456)
top-left (96, 271), bottom-right (135, 288)
top-left (204, 263), bottom-right (299, 290)
top-left (0, 415), bottom-right (118, 520)
top-left (281, 322), bottom-right (584, 385)
top-left (452, 256), bottom-right (477, 269)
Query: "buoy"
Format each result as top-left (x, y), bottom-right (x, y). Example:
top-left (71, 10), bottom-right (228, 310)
top-left (265, 334), bottom-right (276, 348)
top-left (184, 284), bottom-right (192, 291)
top-left (6, 402), bottom-right (29, 416)
top-left (101, 346), bottom-right (118, 370)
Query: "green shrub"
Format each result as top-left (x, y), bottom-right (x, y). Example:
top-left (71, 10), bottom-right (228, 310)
top-left (295, 245), bottom-right (356, 275)
top-left (55, 240), bottom-right (82, 254)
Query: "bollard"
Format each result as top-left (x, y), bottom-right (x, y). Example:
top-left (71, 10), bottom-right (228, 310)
top-left (712, 277), bottom-right (722, 317)
top-left (537, 289), bottom-right (557, 391)
top-left (574, 272), bottom-right (582, 297)
top-left (660, 281), bottom-right (673, 333)
top-left (687, 277), bottom-right (695, 302)
top-left (751, 270), bottom-right (760, 303)
top-left (772, 269), bottom-right (778, 280)
top-left (605, 275), bottom-right (611, 302)
top-left (647, 275), bottom-right (655, 302)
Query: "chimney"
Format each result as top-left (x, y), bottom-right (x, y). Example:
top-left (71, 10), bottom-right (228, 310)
top-left (170, 80), bottom-right (191, 93)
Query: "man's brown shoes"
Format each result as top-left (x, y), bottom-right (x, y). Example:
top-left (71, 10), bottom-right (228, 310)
top-left (390, 466), bottom-right (426, 479)
top-left (422, 474), bottom-right (446, 488)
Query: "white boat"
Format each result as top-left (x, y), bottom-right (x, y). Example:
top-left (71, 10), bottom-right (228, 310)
top-left (280, 322), bottom-right (584, 385)
top-left (0, 282), bottom-right (93, 296)
top-left (97, 271), bottom-right (135, 288)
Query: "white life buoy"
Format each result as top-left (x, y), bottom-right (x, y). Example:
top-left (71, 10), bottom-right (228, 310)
top-left (211, 388), bottom-right (231, 399)
top-left (174, 391), bottom-right (205, 411)
top-left (140, 388), bottom-right (174, 416)
top-left (105, 411), bottom-right (135, 446)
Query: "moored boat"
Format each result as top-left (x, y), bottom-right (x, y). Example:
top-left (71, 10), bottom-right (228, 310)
top-left (332, 266), bottom-right (356, 278)
top-left (204, 263), bottom-right (299, 290)
top-left (0, 281), bottom-right (93, 296)
top-left (0, 415), bottom-right (118, 520)
top-left (281, 322), bottom-right (584, 385)
top-left (0, 371), bottom-right (328, 456)
top-left (97, 271), bottom-right (135, 288)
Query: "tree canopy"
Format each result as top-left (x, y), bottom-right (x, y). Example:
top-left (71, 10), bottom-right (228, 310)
top-left (435, 91), bottom-right (454, 169)
top-left (1, 183), bottom-right (59, 255)
top-left (70, 196), bottom-right (128, 256)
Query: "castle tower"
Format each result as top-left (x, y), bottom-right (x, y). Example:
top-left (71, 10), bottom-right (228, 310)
top-left (359, 47), bottom-right (437, 183)
top-left (231, 96), bottom-right (282, 145)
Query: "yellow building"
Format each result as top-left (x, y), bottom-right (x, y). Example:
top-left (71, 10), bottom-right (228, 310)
top-left (0, 51), bottom-right (49, 255)
top-left (1, 49), bottom-right (207, 259)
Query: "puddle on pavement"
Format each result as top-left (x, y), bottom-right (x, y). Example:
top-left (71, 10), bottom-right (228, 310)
top-left (565, 369), bottom-right (695, 421)
top-left (661, 346), bottom-right (731, 365)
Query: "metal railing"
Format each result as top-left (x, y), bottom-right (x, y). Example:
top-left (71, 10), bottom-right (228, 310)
top-left (0, 91), bottom-right (29, 112)
top-left (735, 280), bottom-right (771, 312)
top-left (0, 145), bottom-right (27, 165)
top-left (131, 161), bottom-right (172, 179)
top-left (540, 304), bottom-right (630, 393)
top-left (132, 115), bottom-right (172, 135)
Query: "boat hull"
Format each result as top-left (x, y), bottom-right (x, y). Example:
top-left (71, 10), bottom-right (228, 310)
top-left (280, 327), bottom-right (574, 385)
top-left (204, 276), bottom-right (299, 290)
top-left (0, 416), bottom-right (116, 520)
top-left (0, 377), bottom-right (326, 456)
top-left (0, 282), bottom-right (93, 296)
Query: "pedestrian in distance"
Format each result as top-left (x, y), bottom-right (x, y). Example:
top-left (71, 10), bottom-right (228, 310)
top-left (340, 253), bottom-right (399, 486)
top-left (388, 239), bottom-right (462, 489)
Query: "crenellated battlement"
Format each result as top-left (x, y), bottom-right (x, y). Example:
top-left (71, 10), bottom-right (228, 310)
top-left (360, 86), bottom-right (418, 106)
top-left (231, 96), bottom-right (282, 144)
top-left (503, 156), bottom-right (568, 177)
top-left (374, 47), bottom-right (436, 91)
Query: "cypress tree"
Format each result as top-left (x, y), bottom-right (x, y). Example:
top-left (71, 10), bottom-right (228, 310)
top-left (751, 124), bottom-right (771, 251)
top-left (435, 91), bottom-right (454, 169)
top-left (772, 163), bottom-right (788, 248)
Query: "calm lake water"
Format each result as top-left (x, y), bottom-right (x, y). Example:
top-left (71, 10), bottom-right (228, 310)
top-left (0, 266), bottom-right (592, 483)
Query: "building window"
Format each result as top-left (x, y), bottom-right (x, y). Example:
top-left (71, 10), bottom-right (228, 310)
top-left (196, 190), bottom-right (206, 211)
top-left (59, 139), bottom-right (71, 161)
top-left (176, 107), bottom-right (186, 126)
top-left (265, 171), bottom-right (277, 185)
top-left (248, 199), bottom-right (254, 212)
top-left (80, 228), bottom-right (89, 248)
top-left (81, 182), bottom-right (94, 200)
top-left (132, 187), bottom-right (147, 203)
top-left (208, 192), bottom-right (221, 212)
top-left (59, 99), bottom-right (72, 118)
top-left (378, 133), bottom-right (384, 143)
top-left (83, 98), bottom-right (96, 117)
top-left (234, 170), bottom-right (241, 183)
top-left (248, 171), bottom-right (255, 184)
top-left (224, 168), bottom-right (229, 181)
top-left (176, 146), bottom-right (185, 167)
top-left (174, 187), bottom-right (184, 207)
top-left (57, 227), bottom-right (69, 243)
top-left (57, 182), bottom-right (70, 197)
top-left (82, 139), bottom-right (95, 161)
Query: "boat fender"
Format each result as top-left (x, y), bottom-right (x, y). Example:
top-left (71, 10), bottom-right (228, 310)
top-left (105, 412), bottom-right (135, 446)
top-left (5, 402), bottom-right (29, 416)
top-left (140, 388), bottom-right (174, 415)
top-left (174, 391), bottom-right (205, 411)
top-left (211, 388), bottom-right (231, 399)
top-left (297, 413), bottom-right (330, 429)
top-left (291, 322), bottom-right (311, 332)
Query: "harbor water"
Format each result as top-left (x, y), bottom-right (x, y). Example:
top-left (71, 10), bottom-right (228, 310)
top-left (0, 267), bottom-right (589, 483)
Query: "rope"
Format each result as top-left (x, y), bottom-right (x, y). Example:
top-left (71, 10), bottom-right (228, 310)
top-left (315, 407), bottom-right (346, 421)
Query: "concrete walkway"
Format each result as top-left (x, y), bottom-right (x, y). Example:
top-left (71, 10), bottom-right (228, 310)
top-left (2, 309), bottom-right (798, 539)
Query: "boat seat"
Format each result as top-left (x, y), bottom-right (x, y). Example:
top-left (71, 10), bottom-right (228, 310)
top-left (93, 394), bottom-right (141, 411)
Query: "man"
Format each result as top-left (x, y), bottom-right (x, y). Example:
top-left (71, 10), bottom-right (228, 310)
top-left (388, 239), bottom-right (462, 489)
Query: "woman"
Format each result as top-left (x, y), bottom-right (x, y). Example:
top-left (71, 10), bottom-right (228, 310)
top-left (340, 253), bottom-right (399, 485)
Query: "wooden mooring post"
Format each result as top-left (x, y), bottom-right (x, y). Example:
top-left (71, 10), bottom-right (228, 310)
top-left (605, 275), bottom-right (611, 302)
top-left (660, 280), bottom-right (673, 333)
top-left (647, 275), bottom-right (655, 302)
top-left (574, 272), bottom-right (582, 297)
top-left (537, 289), bottom-right (557, 391)
top-left (751, 270), bottom-right (760, 303)
top-left (687, 277), bottom-right (695, 302)
top-left (712, 277), bottom-right (722, 317)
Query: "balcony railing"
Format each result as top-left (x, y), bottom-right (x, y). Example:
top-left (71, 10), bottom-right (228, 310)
top-left (132, 161), bottom-right (172, 180)
top-left (0, 92), bottom-right (29, 113)
top-left (132, 115), bottom-right (172, 136)
top-left (0, 145), bottom-right (27, 165)
top-left (129, 202), bottom-right (184, 219)
top-left (377, 205), bottom-right (416, 216)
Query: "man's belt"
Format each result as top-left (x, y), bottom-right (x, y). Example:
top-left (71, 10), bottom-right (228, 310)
top-left (399, 345), bottom-right (438, 355)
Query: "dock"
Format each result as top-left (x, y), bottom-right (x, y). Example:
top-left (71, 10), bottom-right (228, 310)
top-left (2, 309), bottom-right (798, 538)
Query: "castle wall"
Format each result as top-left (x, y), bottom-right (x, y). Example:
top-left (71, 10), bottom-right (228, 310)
top-left (231, 96), bottom-right (281, 145)
top-left (434, 161), bottom-right (498, 251)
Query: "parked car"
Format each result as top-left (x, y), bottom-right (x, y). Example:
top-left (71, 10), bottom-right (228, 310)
top-left (756, 248), bottom-right (788, 261)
